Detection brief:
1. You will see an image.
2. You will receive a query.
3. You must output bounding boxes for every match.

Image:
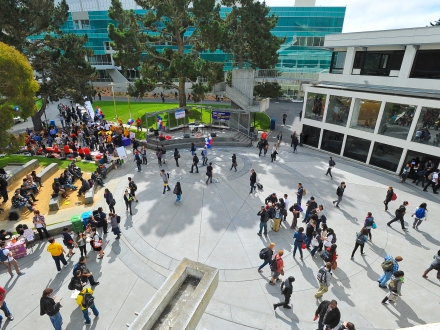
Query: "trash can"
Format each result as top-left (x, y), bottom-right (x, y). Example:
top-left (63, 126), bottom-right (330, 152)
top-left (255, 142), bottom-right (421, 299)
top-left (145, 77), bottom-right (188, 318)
top-left (81, 211), bottom-right (93, 227)
top-left (270, 118), bottom-right (276, 131)
top-left (49, 120), bottom-right (56, 127)
top-left (71, 214), bottom-right (84, 233)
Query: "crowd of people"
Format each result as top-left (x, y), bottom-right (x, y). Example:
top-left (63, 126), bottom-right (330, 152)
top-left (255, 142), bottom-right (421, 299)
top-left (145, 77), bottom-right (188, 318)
top-left (400, 158), bottom-right (439, 194)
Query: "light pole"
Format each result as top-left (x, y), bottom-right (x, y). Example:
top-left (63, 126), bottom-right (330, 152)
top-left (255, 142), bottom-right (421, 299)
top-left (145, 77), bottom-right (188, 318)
top-left (109, 82), bottom-right (118, 120)
top-left (126, 82), bottom-right (132, 120)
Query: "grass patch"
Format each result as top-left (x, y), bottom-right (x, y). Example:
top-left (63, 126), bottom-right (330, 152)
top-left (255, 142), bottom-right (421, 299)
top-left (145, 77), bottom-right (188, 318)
top-left (251, 112), bottom-right (271, 131)
top-left (0, 155), bottom-right (98, 173)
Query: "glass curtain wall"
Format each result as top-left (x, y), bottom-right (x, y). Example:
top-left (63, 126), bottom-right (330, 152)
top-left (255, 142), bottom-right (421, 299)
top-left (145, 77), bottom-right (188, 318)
top-left (349, 99), bottom-right (381, 132)
top-left (301, 125), bottom-right (321, 148)
top-left (304, 93), bottom-right (326, 121)
top-left (321, 130), bottom-right (344, 154)
top-left (325, 95), bottom-right (352, 126)
top-left (378, 103), bottom-right (416, 140)
top-left (369, 142), bottom-right (403, 172)
top-left (343, 135), bottom-right (370, 163)
top-left (412, 107), bottom-right (440, 147)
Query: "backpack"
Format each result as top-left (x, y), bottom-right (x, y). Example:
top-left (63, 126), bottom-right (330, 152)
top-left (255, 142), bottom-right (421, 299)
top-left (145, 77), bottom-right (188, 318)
top-left (391, 192), bottom-right (397, 201)
top-left (389, 278), bottom-right (397, 290)
top-left (130, 182), bottom-right (137, 191)
top-left (302, 188), bottom-right (307, 196)
top-left (201, 151), bottom-right (204, 156)
top-left (330, 160), bottom-right (336, 167)
top-left (316, 268), bottom-right (327, 283)
top-left (331, 232), bottom-right (337, 244)
top-left (194, 155), bottom-right (199, 164)
top-left (415, 208), bottom-right (425, 219)
top-left (259, 248), bottom-right (268, 260)
top-left (0, 248), bottom-right (8, 262)
top-left (68, 278), bottom-right (77, 291)
top-left (381, 259), bottom-right (394, 272)
top-left (72, 263), bottom-right (79, 276)
top-left (356, 233), bottom-right (365, 245)
top-left (79, 291), bottom-right (95, 308)
top-left (270, 256), bottom-right (280, 272)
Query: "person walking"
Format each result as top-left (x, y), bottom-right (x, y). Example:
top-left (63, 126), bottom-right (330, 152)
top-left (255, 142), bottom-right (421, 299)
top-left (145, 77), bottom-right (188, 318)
top-left (423, 169), bottom-right (439, 194)
top-left (160, 169), bottom-right (171, 194)
top-left (411, 203), bottom-right (428, 230)
top-left (292, 132), bottom-right (298, 153)
top-left (332, 182), bottom-right (346, 208)
top-left (383, 186), bottom-right (394, 211)
top-left (257, 205), bottom-right (269, 237)
top-left (314, 262), bottom-right (333, 299)
top-left (273, 276), bottom-right (295, 310)
top-left (61, 227), bottom-right (76, 258)
top-left (173, 182), bottom-right (182, 203)
top-left (363, 212), bottom-right (374, 242)
top-left (277, 132), bottom-right (282, 147)
top-left (257, 139), bottom-right (264, 157)
top-left (258, 242), bottom-right (275, 272)
top-left (249, 169), bottom-right (257, 194)
top-left (104, 188), bottom-right (115, 213)
top-left (33, 210), bottom-right (50, 240)
top-left (190, 153), bottom-right (199, 173)
top-left (378, 255), bottom-right (403, 288)
top-left (78, 256), bottom-right (100, 286)
top-left (230, 153), bottom-right (237, 171)
top-left (173, 148), bottom-right (180, 167)
top-left (161, 145), bottom-right (167, 164)
top-left (40, 288), bottom-right (63, 330)
top-left (123, 189), bottom-right (133, 215)
top-left (350, 228), bottom-right (368, 260)
top-left (109, 213), bottom-right (121, 239)
top-left (381, 271), bottom-right (404, 305)
top-left (0, 242), bottom-right (25, 278)
top-left (282, 194), bottom-right (289, 221)
top-left (387, 201), bottom-right (409, 230)
top-left (205, 163), bottom-right (213, 185)
top-left (76, 231), bottom-right (88, 257)
top-left (127, 177), bottom-right (139, 202)
top-left (293, 227), bottom-right (305, 260)
top-left (76, 287), bottom-right (99, 325)
top-left (305, 219), bottom-right (316, 249)
top-left (46, 237), bottom-right (68, 274)
top-left (422, 250), bottom-right (440, 279)
top-left (296, 183), bottom-right (304, 206)
top-left (155, 147), bottom-right (162, 167)
top-left (310, 230), bottom-right (321, 258)
top-left (282, 113), bottom-right (287, 126)
top-left (140, 146), bottom-right (147, 165)
top-left (314, 300), bottom-right (341, 330)
top-left (269, 250), bottom-right (284, 285)
top-left (325, 157), bottom-right (336, 178)
top-left (0, 287), bottom-right (13, 326)
top-left (304, 196), bottom-right (317, 223)
top-left (202, 146), bottom-right (208, 166)
top-left (134, 150), bottom-right (142, 172)
top-left (190, 142), bottom-right (196, 156)
top-left (270, 144), bottom-right (278, 162)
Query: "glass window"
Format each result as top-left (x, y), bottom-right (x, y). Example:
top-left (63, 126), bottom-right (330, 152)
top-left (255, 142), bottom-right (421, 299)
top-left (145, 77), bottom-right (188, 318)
top-left (304, 92), bottom-right (326, 121)
top-left (343, 136), bottom-right (370, 163)
top-left (353, 51), bottom-right (365, 69)
top-left (390, 51), bottom-right (404, 70)
top-left (301, 125), bottom-right (321, 148)
top-left (403, 150), bottom-right (440, 177)
top-left (330, 52), bottom-right (346, 74)
top-left (378, 102), bottom-right (416, 140)
top-left (369, 142), bottom-right (403, 172)
top-left (350, 99), bottom-right (381, 132)
top-left (412, 107), bottom-right (440, 147)
top-left (410, 50), bottom-right (440, 79)
top-left (325, 95), bottom-right (351, 126)
top-left (321, 130), bottom-right (344, 155)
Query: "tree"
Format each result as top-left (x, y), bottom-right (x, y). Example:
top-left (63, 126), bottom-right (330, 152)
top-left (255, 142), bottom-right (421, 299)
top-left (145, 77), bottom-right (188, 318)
top-left (108, 0), bottom-right (224, 107)
top-left (254, 82), bottom-right (282, 99)
top-left (220, 0), bottom-right (285, 69)
top-left (0, 42), bottom-right (39, 149)
top-left (127, 78), bottom-right (155, 100)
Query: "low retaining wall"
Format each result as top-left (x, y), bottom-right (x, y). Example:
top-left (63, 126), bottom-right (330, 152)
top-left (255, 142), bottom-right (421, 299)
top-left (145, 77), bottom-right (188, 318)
top-left (6, 159), bottom-right (39, 186)
top-left (37, 163), bottom-right (59, 182)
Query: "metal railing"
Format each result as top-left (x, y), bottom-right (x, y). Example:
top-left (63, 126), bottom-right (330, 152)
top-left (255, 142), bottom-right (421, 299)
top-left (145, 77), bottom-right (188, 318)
top-left (254, 69), bottom-right (283, 78)
top-left (225, 85), bottom-right (252, 109)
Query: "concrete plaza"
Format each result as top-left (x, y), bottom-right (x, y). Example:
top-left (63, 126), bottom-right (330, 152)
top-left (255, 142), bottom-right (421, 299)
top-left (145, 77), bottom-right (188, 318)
top-left (2, 102), bottom-right (440, 329)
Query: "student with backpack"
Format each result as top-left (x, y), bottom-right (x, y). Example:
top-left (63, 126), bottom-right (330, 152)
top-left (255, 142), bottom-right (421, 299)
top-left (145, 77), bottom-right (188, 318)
top-left (269, 250), bottom-right (284, 285)
top-left (257, 206), bottom-right (270, 237)
top-left (68, 269), bottom-right (86, 291)
top-left (273, 276), bottom-right (295, 310)
top-left (378, 255), bottom-right (403, 288)
top-left (190, 154), bottom-right (199, 173)
top-left (387, 201), bottom-right (409, 231)
top-left (381, 271), bottom-right (404, 305)
top-left (77, 256), bottom-right (99, 286)
top-left (422, 250), bottom-right (440, 279)
top-left (325, 157), bottom-right (336, 178)
top-left (411, 203), bottom-right (428, 230)
top-left (0, 241), bottom-right (25, 277)
top-left (258, 242), bottom-right (275, 272)
top-left (127, 177), bottom-right (139, 202)
top-left (363, 212), bottom-right (375, 242)
top-left (350, 228), bottom-right (368, 260)
top-left (173, 182), bottom-right (182, 203)
top-left (314, 262), bottom-right (333, 299)
top-left (76, 287), bottom-right (99, 325)
top-left (383, 186), bottom-right (394, 211)
top-left (160, 169), bottom-right (171, 194)
top-left (293, 227), bottom-right (305, 260)
top-left (124, 190), bottom-right (134, 215)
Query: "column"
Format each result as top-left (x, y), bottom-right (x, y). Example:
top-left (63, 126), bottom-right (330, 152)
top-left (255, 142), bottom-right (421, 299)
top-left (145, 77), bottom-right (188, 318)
top-left (398, 45), bottom-right (418, 79)
top-left (342, 47), bottom-right (356, 76)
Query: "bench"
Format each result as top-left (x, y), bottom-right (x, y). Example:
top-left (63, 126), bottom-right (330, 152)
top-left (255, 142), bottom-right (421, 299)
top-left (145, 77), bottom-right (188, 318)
top-left (49, 195), bottom-right (60, 211)
top-left (8, 207), bottom-right (23, 220)
top-left (37, 163), bottom-right (59, 182)
top-left (6, 159), bottom-right (39, 186)
top-left (84, 184), bottom-right (97, 205)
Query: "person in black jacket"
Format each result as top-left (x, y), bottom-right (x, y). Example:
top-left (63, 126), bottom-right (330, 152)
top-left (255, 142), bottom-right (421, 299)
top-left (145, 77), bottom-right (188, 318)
top-left (314, 300), bottom-right (341, 330)
top-left (338, 322), bottom-right (356, 330)
top-left (258, 242), bottom-right (275, 272)
top-left (383, 186), bottom-right (394, 211)
top-left (332, 182), bottom-right (346, 209)
top-left (69, 269), bottom-right (86, 291)
top-left (40, 288), bottom-right (63, 330)
top-left (249, 169), bottom-right (257, 194)
top-left (265, 192), bottom-right (278, 205)
top-left (273, 276), bottom-right (295, 310)
top-left (190, 154), bottom-right (199, 173)
top-left (230, 153), bottom-right (237, 171)
top-left (257, 206), bottom-right (269, 237)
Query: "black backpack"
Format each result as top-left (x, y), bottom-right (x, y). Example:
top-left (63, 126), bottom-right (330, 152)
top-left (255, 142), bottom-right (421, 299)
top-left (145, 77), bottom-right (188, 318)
top-left (270, 257), bottom-right (280, 272)
top-left (331, 232), bottom-right (337, 244)
top-left (259, 248), bottom-right (268, 260)
top-left (79, 291), bottom-right (95, 308)
top-left (194, 155), bottom-right (199, 164)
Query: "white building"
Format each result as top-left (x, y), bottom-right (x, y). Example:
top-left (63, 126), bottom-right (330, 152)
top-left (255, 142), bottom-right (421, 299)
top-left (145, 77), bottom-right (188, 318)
top-left (300, 26), bottom-right (440, 174)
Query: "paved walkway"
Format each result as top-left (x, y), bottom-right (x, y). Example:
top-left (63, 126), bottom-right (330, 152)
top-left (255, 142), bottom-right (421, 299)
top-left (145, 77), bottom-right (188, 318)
top-left (2, 101), bottom-right (439, 329)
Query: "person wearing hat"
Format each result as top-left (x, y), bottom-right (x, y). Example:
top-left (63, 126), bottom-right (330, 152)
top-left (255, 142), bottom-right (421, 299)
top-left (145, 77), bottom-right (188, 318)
top-left (387, 201), bottom-right (409, 230)
top-left (134, 150), bottom-right (142, 172)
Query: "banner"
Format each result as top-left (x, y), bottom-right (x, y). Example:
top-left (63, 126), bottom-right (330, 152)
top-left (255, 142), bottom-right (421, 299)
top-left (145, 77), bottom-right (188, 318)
top-left (175, 109), bottom-right (186, 119)
top-left (212, 111), bottom-right (230, 120)
top-left (84, 101), bottom-right (94, 120)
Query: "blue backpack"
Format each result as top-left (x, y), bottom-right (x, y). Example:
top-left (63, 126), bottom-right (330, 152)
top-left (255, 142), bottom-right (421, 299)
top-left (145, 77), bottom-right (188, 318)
top-left (72, 263), bottom-right (79, 275)
top-left (415, 208), bottom-right (425, 219)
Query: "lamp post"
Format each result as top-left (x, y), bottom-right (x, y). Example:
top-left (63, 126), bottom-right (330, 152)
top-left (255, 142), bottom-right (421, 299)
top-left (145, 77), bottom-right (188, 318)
top-left (109, 82), bottom-right (118, 120)
top-left (126, 82), bottom-right (132, 120)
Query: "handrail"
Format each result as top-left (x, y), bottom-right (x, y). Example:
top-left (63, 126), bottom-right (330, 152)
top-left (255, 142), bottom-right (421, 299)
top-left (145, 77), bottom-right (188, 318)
top-left (225, 85), bottom-right (252, 110)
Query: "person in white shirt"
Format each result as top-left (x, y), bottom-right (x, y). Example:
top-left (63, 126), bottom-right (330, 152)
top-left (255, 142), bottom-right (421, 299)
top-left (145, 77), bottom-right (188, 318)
top-left (423, 170), bottom-right (439, 194)
top-left (0, 242), bottom-right (25, 278)
top-left (283, 194), bottom-right (289, 221)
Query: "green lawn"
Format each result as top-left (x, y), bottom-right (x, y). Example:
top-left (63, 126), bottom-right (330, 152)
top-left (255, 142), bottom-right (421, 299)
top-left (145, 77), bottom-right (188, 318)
top-left (0, 155), bottom-right (98, 172)
top-left (94, 100), bottom-right (270, 131)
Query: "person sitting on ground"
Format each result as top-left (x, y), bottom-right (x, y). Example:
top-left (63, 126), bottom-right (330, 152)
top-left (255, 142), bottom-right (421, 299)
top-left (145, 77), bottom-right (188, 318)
top-left (0, 229), bottom-right (12, 241)
top-left (91, 171), bottom-right (104, 187)
top-left (11, 191), bottom-right (34, 212)
top-left (77, 178), bottom-right (91, 197)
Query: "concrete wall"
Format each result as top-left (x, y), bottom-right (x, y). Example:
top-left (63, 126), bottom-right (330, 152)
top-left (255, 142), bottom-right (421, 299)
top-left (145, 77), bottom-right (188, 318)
top-left (232, 70), bottom-right (255, 101)
top-left (6, 159), bottom-right (39, 186)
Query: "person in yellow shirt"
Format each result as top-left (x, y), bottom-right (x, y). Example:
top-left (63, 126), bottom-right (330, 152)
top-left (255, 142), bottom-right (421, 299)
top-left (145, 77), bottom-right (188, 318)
top-left (117, 118), bottom-right (122, 126)
top-left (76, 287), bottom-right (99, 325)
top-left (46, 237), bottom-right (67, 274)
top-left (123, 127), bottom-right (129, 137)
